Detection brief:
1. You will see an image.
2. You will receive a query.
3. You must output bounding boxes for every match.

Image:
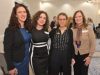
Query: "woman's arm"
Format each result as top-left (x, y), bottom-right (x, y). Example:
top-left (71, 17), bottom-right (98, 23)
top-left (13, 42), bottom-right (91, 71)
top-left (3, 27), bottom-right (15, 71)
top-left (88, 27), bottom-right (96, 57)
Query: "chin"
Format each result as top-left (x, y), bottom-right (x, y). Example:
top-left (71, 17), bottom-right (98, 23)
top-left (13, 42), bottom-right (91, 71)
top-left (39, 23), bottom-right (45, 26)
top-left (60, 25), bottom-right (65, 27)
top-left (21, 19), bottom-right (26, 22)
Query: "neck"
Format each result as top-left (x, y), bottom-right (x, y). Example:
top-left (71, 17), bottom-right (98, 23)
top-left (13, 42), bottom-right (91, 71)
top-left (20, 24), bottom-right (24, 28)
top-left (59, 26), bottom-right (67, 30)
top-left (77, 23), bottom-right (83, 29)
top-left (36, 25), bottom-right (43, 30)
top-left (59, 26), bottom-right (67, 34)
top-left (19, 20), bottom-right (24, 28)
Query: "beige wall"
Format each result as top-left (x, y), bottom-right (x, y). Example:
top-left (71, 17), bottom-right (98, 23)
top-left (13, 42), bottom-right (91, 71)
top-left (0, 0), bottom-right (15, 53)
top-left (0, 0), bottom-right (24, 53)
top-left (26, 0), bottom-right (100, 25)
top-left (0, 0), bottom-right (13, 35)
top-left (25, 0), bottom-right (40, 17)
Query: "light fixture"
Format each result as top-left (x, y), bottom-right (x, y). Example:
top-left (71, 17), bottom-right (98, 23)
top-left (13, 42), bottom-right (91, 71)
top-left (40, 0), bottom-right (52, 10)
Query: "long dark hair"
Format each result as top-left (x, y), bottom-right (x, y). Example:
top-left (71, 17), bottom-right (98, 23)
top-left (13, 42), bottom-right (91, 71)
top-left (73, 10), bottom-right (88, 28)
top-left (32, 10), bottom-right (49, 31)
top-left (8, 3), bottom-right (32, 31)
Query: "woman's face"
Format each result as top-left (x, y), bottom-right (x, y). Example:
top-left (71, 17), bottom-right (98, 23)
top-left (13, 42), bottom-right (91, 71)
top-left (37, 13), bottom-right (46, 26)
top-left (75, 12), bottom-right (83, 27)
top-left (16, 6), bottom-right (27, 23)
top-left (58, 15), bottom-right (67, 27)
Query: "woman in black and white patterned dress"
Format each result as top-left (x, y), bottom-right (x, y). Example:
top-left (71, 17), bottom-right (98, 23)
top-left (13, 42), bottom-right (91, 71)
top-left (30, 10), bottom-right (49, 75)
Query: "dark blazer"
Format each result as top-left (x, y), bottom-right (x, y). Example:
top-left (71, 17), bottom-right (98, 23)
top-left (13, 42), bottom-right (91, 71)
top-left (3, 27), bottom-right (26, 70)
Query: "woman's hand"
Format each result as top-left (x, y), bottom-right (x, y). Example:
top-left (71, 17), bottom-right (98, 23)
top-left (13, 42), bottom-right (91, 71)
top-left (9, 68), bottom-right (18, 75)
top-left (72, 58), bottom-right (75, 65)
top-left (84, 56), bottom-right (91, 66)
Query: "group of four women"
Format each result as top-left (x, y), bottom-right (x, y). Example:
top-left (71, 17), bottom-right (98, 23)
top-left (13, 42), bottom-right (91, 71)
top-left (3, 3), bottom-right (95, 75)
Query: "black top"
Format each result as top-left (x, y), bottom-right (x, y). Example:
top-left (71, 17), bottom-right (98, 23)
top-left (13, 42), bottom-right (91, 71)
top-left (31, 28), bottom-right (49, 57)
top-left (31, 28), bottom-right (49, 43)
top-left (50, 21), bottom-right (55, 29)
top-left (52, 29), bottom-right (69, 50)
top-left (49, 28), bottom-right (75, 58)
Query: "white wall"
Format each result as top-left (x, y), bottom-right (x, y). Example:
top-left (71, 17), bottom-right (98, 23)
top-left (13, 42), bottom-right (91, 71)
top-left (26, 0), bottom-right (100, 25)
top-left (0, 0), bottom-right (29, 53)
top-left (0, 0), bottom-right (25, 53)
top-left (25, 0), bottom-right (40, 17)
top-left (0, 0), bottom-right (15, 53)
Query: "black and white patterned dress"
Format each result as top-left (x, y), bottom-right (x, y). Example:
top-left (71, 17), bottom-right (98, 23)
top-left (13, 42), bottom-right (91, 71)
top-left (30, 28), bottom-right (49, 75)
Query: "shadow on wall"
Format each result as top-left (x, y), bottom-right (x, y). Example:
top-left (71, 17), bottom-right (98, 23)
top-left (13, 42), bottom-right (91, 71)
top-left (0, 35), bottom-right (8, 74)
top-left (0, 53), bottom-right (8, 74)
top-left (0, 35), bottom-right (4, 53)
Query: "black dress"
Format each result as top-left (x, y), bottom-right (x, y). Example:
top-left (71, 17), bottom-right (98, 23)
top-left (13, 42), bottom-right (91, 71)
top-left (49, 28), bottom-right (75, 75)
top-left (30, 28), bottom-right (49, 75)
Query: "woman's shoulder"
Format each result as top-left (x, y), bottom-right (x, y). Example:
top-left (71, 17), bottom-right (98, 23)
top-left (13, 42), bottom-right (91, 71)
top-left (4, 27), bottom-right (18, 35)
top-left (86, 26), bottom-right (93, 30)
top-left (5, 26), bottom-right (17, 31)
top-left (67, 28), bottom-right (73, 34)
top-left (4, 27), bottom-right (13, 33)
top-left (50, 28), bottom-right (58, 34)
top-left (71, 27), bottom-right (77, 30)
top-left (49, 28), bottom-right (57, 37)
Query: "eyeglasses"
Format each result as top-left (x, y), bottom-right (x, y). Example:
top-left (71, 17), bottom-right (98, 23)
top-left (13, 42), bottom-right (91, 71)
top-left (58, 19), bottom-right (67, 21)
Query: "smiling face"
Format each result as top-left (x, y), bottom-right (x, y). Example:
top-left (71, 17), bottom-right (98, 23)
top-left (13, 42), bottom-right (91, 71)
top-left (58, 15), bottom-right (68, 27)
top-left (16, 6), bottom-right (27, 24)
top-left (37, 13), bottom-right (46, 26)
top-left (74, 12), bottom-right (83, 27)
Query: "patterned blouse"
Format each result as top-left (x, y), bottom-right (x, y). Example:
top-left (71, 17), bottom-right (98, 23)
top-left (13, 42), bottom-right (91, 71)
top-left (51, 28), bottom-right (69, 51)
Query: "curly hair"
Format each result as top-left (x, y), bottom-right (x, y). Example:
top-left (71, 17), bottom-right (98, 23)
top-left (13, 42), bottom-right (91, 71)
top-left (32, 10), bottom-right (49, 31)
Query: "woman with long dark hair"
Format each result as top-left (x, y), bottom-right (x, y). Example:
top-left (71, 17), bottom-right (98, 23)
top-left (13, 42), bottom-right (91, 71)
top-left (3, 3), bottom-right (32, 75)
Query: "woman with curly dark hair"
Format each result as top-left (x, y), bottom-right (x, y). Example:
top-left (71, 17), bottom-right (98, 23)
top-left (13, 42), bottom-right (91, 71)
top-left (3, 3), bottom-right (32, 75)
top-left (30, 10), bottom-right (49, 75)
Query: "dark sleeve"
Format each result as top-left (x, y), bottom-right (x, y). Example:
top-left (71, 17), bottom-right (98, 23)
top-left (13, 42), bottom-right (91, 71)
top-left (69, 29), bottom-right (75, 58)
top-left (50, 21), bottom-right (55, 28)
top-left (49, 29), bottom-right (56, 55)
top-left (3, 27), bottom-right (15, 71)
top-left (49, 28), bottom-right (56, 38)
